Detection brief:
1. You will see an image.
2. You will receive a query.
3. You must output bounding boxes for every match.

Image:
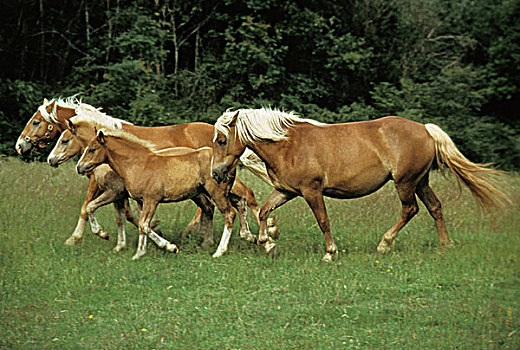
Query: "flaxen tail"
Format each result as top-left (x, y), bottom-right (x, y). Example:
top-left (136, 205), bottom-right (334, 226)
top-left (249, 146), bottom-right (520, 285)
top-left (239, 148), bottom-right (273, 186)
top-left (424, 123), bottom-right (512, 212)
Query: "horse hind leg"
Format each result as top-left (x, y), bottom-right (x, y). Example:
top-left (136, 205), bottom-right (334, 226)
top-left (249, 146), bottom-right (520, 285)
top-left (377, 183), bottom-right (419, 255)
top-left (112, 199), bottom-right (127, 252)
top-left (182, 207), bottom-right (202, 240)
top-left (229, 193), bottom-right (256, 243)
top-left (415, 176), bottom-right (454, 249)
top-left (192, 194), bottom-right (215, 250)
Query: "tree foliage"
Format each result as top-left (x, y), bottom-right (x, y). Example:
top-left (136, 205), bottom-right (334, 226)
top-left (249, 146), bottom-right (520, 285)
top-left (1, 0), bottom-right (518, 168)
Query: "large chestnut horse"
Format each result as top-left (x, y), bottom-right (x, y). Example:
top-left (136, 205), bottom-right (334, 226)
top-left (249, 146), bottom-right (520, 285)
top-left (16, 98), bottom-right (272, 247)
top-left (210, 108), bottom-right (511, 261)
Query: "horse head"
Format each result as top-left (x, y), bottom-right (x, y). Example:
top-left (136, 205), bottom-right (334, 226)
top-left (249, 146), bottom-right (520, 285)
top-left (76, 130), bottom-right (108, 175)
top-left (211, 111), bottom-right (245, 184)
top-left (15, 99), bottom-right (61, 155)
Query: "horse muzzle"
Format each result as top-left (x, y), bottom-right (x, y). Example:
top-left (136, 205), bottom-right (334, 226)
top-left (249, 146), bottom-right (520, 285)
top-left (76, 163), bottom-right (92, 176)
top-left (211, 164), bottom-right (229, 184)
top-left (15, 137), bottom-right (32, 156)
top-left (47, 155), bottom-right (62, 168)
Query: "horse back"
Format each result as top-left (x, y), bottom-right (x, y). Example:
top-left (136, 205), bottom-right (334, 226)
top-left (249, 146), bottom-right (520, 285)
top-left (122, 122), bottom-right (214, 149)
top-left (277, 117), bottom-right (435, 197)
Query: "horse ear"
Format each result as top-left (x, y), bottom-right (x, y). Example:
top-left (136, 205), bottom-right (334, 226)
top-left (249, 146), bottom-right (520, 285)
top-left (97, 130), bottom-right (106, 145)
top-left (67, 119), bottom-right (76, 134)
top-left (43, 98), bottom-right (48, 104)
top-left (229, 111), bottom-right (239, 127)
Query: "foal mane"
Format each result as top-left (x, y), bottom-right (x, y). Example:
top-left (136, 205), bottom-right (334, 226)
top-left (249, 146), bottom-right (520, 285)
top-left (214, 107), bottom-right (325, 144)
top-left (98, 129), bottom-right (158, 152)
top-left (38, 96), bottom-right (132, 129)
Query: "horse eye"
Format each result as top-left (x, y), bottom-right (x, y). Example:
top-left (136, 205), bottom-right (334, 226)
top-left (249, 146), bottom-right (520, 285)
top-left (88, 148), bottom-right (96, 153)
top-left (32, 120), bottom-right (41, 126)
top-left (218, 139), bottom-right (227, 146)
top-left (61, 139), bottom-right (69, 145)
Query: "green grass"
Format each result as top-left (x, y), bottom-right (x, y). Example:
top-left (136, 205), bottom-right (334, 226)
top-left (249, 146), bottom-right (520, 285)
top-left (1, 157), bottom-right (519, 349)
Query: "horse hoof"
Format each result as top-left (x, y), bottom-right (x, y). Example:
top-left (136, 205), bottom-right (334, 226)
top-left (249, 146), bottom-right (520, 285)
top-left (132, 252), bottom-right (145, 260)
top-left (264, 240), bottom-right (276, 256)
top-left (440, 241), bottom-right (455, 249)
top-left (212, 250), bottom-right (226, 258)
top-left (166, 243), bottom-right (179, 254)
top-left (96, 230), bottom-right (110, 240)
top-left (201, 240), bottom-right (214, 251)
top-left (377, 244), bottom-right (391, 256)
top-left (241, 232), bottom-right (258, 243)
top-left (322, 253), bottom-right (334, 262)
top-left (64, 236), bottom-right (82, 246)
top-left (112, 245), bottom-right (125, 253)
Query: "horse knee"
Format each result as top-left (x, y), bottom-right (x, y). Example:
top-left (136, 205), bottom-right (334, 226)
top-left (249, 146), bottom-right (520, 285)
top-left (403, 203), bottom-right (419, 220)
top-left (429, 202), bottom-right (443, 220)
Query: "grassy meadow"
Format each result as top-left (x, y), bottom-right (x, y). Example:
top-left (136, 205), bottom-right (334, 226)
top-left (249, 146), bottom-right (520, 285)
top-left (0, 157), bottom-right (519, 349)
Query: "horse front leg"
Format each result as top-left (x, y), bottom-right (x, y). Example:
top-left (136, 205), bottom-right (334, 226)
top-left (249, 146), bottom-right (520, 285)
top-left (64, 175), bottom-right (101, 246)
top-left (205, 187), bottom-right (236, 258)
top-left (192, 194), bottom-right (215, 250)
top-left (301, 189), bottom-right (337, 262)
top-left (257, 190), bottom-right (295, 255)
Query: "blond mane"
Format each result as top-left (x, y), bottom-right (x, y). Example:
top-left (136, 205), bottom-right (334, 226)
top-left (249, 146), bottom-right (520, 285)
top-left (98, 128), bottom-right (158, 152)
top-left (98, 129), bottom-right (210, 156)
top-left (213, 107), bottom-right (326, 144)
top-left (38, 96), bottom-right (132, 129)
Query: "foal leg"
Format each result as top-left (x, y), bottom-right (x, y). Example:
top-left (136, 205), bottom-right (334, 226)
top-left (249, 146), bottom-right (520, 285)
top-left (301, 190), bottom-right (338, 262)
top-left (65, 175), bottom-right (101, 246)
top-left (258, 190), bottom-right (295, 255)
top-left (377, 183), bottom-right (419, 255)
top-left (133, 200), bottom-right (178, 260)
top-left (85, 189), bottom-right (121, 240)
top-left (112, 198), bottom-right (127, 252)
top-left (416, 176), bottom-right (454, 248)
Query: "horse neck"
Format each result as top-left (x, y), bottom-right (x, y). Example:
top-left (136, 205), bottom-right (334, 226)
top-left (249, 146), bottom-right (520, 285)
top-left (54, 106), bottom-right (77, 130)
top-left (246, 139), bottom-right (288, 170)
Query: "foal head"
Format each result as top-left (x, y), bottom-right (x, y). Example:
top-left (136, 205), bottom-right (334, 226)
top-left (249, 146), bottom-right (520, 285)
top-left (211, 111), bottom-right (246, 184)
top-left (47, 129), bottom-right (82, 168)
top-left (76, 130), bottom-right (109, 175)
top-left (16, 99), bottom-right (62, 155)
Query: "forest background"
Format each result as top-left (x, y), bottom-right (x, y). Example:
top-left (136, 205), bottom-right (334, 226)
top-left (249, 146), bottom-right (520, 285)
top-left (0, 0), bottom-right (518, 168)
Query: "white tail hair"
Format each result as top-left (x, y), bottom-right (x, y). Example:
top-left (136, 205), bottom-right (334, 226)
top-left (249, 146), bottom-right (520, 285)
top-left (425, 123), bottom-right (512, 212)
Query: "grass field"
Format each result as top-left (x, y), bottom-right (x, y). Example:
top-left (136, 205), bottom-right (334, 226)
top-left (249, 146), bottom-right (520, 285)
top-left (0, 157), bottom-right (519, 349)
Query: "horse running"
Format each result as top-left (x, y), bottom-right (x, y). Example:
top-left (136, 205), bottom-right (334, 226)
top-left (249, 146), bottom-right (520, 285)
top-left (77, 129), bottom-right (239, 259)
top-left (16, 98), bottom-right (276, 246)
top-left (210, 108), bottom-right (511, 261)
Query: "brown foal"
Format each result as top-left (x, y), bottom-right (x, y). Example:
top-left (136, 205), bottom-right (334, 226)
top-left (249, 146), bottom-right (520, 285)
top-left (77, 129), bottom-right (238, 259)
top-left (210, 108), bottom-right (511, 261)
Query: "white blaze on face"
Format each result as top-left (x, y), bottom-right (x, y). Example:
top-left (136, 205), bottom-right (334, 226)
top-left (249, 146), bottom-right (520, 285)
top-left (76, 146), bottom-right (90, 173)
top-left (47, 131), bottom-right (66, 164)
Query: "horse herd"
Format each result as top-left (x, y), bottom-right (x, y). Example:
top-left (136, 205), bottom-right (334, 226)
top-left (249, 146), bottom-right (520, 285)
top-left (15, 97), bottom-right (511, 261)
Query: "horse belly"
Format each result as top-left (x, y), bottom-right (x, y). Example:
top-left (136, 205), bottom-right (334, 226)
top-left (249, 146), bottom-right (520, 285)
top-left (323, 166), bottom-right (390, 199)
